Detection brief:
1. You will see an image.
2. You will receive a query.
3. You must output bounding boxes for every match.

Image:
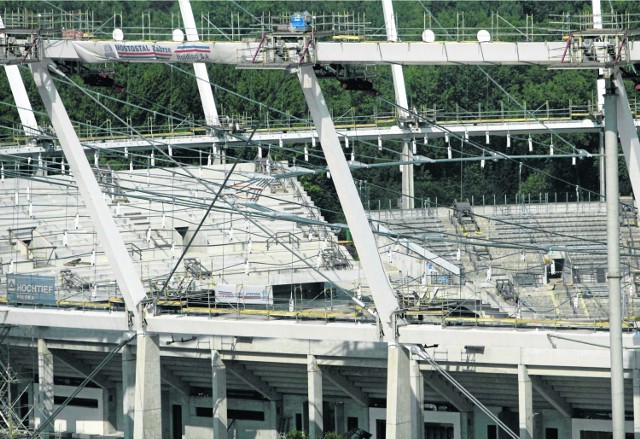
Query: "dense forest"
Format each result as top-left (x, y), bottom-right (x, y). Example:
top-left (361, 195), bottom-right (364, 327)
top-left (2, 1), bottom-right (640, 224)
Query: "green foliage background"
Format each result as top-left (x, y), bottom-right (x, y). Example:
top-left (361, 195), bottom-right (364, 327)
top-left (1, 1), bottom-right (638, 223)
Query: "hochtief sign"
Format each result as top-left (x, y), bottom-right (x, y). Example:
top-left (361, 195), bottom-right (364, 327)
top-left (6, 274), bottom-right (56, 305)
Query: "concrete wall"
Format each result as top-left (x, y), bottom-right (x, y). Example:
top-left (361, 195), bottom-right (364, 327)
top-left (185, 396), bottom-right (275, 439)
top-left (539, 409), bottom-right (571, 439)
top-left (369, 407), bottom-right (462, 439)
top-left (33, 384), bottom-right (104, 435)
top-left (571, 418), bottom-right (634, 439)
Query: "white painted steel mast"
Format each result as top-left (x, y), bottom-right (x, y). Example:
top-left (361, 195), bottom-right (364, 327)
top-left (178, 0), bottom-right (220, 128)
top-left (0, 15), bottom-right (39, 137)
top-left (381, 0), bottom-right (414, 210)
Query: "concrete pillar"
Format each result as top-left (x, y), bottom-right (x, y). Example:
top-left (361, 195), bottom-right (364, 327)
top-left (269, 400), bottom-right (283, 436)
top-left (37, 339), bottom-right (54, 435)
top-left (401, 141), bottom-right (415, 209)
top-left (133, 334), bottom-right (162, 439)
top-left (460, 410), bottom-right (473, 439)
top-left (634, 351), bottom-right (640, 439)
top-left (211, 349), bottom-right (228, 439)
top-left (607, 73), bottom-right (625, 439)
top-left (122, 344), bottom-right (135, 439)
top-left (410, 358), bottom-right (425, 439)
top-left (103, 386), bottom-right (117, 435)
top-left (335, 401), bottom-right (345, 434)
top-left (518, 364), bottom-right (533, 439)
top-left (386, 343), bottom-right (412, 438)
top-left (180, 393), bottom-right (191, 438)
top-left (307, 354), bottom-right (323, 439)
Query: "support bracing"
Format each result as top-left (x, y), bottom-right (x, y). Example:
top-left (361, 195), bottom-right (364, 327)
top-left (297, 65), bottom-right (399, 339)
top-left (530, 376), bottom-right (572, 418)
top-left (30, 62), bottom-right (147, 326)
top-left (321, 366), bottom-right (369, 407)
top-left (298, 64), bottom-right (409, 438)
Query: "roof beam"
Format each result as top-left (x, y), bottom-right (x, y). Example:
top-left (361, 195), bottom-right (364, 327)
top-left (49, 40), bottom-right (640, 66)
top-left (51, 349), bottom-right (113, 389)
top-left (161, 367), bottom-right (191, 396)
top-left (321, 366), bottom-right (369, 407)
top-left (423, 372), bottom-right (474, 413)
top-left (530, 375), bottom-right (573, 418)
top-left (226, 361), bottom-right (281, 401)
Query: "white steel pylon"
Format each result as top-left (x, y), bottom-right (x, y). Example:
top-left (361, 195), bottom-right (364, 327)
top-left (178, 0), bottom-right (220, 127)
top-left (0, 15), bottom-right (39, 137)
top-left (381, 0), bottom-right (414, 209)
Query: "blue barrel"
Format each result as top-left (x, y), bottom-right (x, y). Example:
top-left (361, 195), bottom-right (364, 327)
top-left (290, 12), bottom-right (307, 32)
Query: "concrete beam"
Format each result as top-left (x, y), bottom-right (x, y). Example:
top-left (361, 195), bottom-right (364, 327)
top-left (321, 366), bottom-right (369, 407)
top-left (226, 361), bottom-right (281, 401)
top-left (54, 40), bottom-right (640, 66)
top-left (530, 375), bottom-right (573, 418)
top-left (51, 349), bottom-right (113, 389)
top-left (424, 371), bottom-right (474, 413)
top-left (161, 366), bottom-right (191, 396)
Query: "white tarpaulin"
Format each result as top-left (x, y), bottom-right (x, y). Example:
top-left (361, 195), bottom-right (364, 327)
top-left (71, 41), bottom-right (259, 64)
top-left (215, 283), bottom-right (271, 305)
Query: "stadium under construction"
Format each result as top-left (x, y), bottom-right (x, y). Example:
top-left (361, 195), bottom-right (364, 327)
top-left (2, 1), bottom-right (640, 438)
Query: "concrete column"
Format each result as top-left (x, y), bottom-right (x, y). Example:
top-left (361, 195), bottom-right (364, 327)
top-left (122, 344), bottom-right (135, 439)
top-left (133, 334), bottom-right (162, 439)
top-left (307, 354), bottom-right (323, 439)
top-left (386, 343), bottom-right (412, 438)
top-left (211, 349), bottom-right (228, 439)
top-left (103, 386), bottom-right (117, 435)
top-left (269, 400), bottom-right (283, 436)
top-left (410, 358), bottom-right (424, 439)
top-left (180, 393), bottom-right (191, 438)
top-left (335, 401), bottom-right (345, 434)
top-left (607, 73), bottom-right (625, 439)
top-left (401, 141), bottom-right (415, 210)
top-left (518, 364), bottom-right (533, 439)
top-left (634, 351), bottom-right (640, 439)
top-left (460, 410), bottom-right (473, 439)
top-left (37, 339), bottom-right (54, 436)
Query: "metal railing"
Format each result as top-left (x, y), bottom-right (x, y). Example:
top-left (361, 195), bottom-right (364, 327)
top-left (7, 8), bottom-right (640, 44)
